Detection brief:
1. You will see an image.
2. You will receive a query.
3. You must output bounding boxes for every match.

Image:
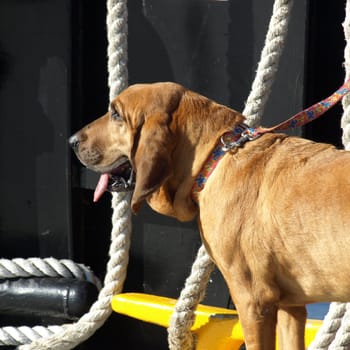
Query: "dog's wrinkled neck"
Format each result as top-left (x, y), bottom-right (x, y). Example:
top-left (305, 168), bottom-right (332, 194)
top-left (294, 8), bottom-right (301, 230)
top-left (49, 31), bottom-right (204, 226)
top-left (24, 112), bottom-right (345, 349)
top-left (145, 93), bottom-right (246, 222)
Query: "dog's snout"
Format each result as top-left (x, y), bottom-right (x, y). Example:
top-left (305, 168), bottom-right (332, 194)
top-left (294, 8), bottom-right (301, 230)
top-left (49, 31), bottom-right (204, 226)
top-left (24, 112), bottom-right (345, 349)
top-left (69, 134), bottom-right (81, 150)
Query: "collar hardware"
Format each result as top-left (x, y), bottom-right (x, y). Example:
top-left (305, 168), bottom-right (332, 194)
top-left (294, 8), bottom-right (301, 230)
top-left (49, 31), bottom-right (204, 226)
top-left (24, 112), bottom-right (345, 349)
top-left (221, 127), bottom-right (261, 152)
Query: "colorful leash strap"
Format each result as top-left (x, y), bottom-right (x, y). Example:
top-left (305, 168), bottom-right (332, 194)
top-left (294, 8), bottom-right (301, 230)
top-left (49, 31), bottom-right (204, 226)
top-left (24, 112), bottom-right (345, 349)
top-left (251, 78), bottom-right (350, 138)
top-left (191, 78), bottom-right (350, 202)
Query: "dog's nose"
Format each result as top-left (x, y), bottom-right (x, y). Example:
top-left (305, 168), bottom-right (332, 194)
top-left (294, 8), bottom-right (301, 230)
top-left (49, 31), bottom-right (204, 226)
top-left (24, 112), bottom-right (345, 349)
top-left (69, 134), bottom-right (80, 150)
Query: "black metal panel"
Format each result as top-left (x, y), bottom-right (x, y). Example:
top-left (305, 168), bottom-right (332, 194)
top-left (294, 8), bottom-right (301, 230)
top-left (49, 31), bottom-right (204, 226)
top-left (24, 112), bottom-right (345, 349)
top-left (128, 0), bottom-right (307, 128)
top-left (304, 0), bottom-right (345, 147)
top-left (0, 1), bottom-right (72, 258)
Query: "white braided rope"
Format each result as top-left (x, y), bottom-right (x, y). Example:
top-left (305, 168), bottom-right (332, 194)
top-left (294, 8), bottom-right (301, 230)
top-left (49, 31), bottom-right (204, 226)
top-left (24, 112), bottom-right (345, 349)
top-left (0, 257), bottom-right (101, 289)
top-left (0, 257), bottom-right (101, 346)
top-left (0, 258), bottom-right (102, 346)
top-left (308, 303), bottom-right (347, 350)
top-left (243, 0), bottom-right (293, 126)
top-left (167, 245), bottom-right (215, 350)
top-left (107, 0), bottom-right (128, 95)
top-left (0, 326), bottom-right (63, 347)
top-left (167, 1), bottom-right (293, 349)
top-left (308, 1), bottom-right (350, 349)
top-left (0, 1), bottom-right (130, 349)
top-left (328, 303), bottom-right (350, 350)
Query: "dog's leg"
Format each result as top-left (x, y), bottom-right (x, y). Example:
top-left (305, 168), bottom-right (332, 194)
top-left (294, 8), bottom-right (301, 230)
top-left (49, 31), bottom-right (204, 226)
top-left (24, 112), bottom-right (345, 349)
top-left (217, 262), bottom-right (280, 349)
top-left (233, 296), bottom-right (278, 350)
top-left (277, 306), bottom-right (306, 350)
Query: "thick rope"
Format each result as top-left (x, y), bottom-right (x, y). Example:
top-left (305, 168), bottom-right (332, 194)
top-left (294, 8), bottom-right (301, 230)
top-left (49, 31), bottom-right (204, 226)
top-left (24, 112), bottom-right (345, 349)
top-left (0, 257), bottom-right (101, 289)
top-left (308, 1), bottom-right (350, 349)
top-left (107, 0), bottom-right (128, 95)
top-left (308, 303), bottom-right (348, 350)
top-left (0, 326), bottom-right (63, 347)
top-left (167, 245), bottom-right (215, 350)
top-left (0, 1), bottom-right (131, 349)
top-left (0, 258), bottom-right (101, 347)
top-left (328, 303), bottom-right (350, 350)
top-left (243, 0), bottom-right (293, 126)
top-left (167, 3), bottom-right (293, 349)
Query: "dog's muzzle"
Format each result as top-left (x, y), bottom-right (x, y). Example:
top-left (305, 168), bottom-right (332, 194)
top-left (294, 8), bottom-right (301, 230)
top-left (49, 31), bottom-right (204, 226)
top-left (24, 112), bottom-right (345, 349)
top-left (69, 133), bottom-right (136, 202)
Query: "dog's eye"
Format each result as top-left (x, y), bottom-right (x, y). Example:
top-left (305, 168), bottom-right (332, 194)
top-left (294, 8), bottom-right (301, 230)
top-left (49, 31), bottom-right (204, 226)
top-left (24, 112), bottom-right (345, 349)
top-left (110, 109), bottom-right (123, 121)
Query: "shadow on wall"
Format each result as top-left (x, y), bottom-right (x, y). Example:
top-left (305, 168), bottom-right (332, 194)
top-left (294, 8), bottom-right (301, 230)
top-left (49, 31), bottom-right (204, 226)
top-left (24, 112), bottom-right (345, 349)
top-left (128, 0), bottom-right (174, 84)
top-left (0, 44), bottom-right (11, 91)
top-left (227, 1), bottom-right (254, 111)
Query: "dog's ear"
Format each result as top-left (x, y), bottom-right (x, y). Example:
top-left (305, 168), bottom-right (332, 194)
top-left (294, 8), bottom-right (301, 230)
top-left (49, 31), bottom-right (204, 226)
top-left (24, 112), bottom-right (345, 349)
top-left (131, 112), bottom-right (174, 213)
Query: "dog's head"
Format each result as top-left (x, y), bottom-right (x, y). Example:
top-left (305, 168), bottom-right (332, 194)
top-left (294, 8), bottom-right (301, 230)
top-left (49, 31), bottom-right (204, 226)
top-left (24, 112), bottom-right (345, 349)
top-left (70, 82), bottom-right (245, 220)
top-left (70, 82), bottom-right (185, 214)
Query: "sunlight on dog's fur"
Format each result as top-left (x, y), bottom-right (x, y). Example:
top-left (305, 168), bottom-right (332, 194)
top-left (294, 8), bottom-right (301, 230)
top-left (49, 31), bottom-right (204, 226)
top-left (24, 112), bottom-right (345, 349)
top-left (70, 82), bottom-right (350, 349)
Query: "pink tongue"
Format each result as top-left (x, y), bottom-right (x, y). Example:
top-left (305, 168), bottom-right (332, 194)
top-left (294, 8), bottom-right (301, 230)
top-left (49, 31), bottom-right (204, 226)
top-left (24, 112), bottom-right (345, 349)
top-left (93, 174), bottom-right (109, 202)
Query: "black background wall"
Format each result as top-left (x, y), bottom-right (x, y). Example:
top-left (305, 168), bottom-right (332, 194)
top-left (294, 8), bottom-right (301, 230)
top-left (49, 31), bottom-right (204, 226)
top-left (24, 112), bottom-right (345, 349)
top-left (0, 0), bottom-right (346, 349)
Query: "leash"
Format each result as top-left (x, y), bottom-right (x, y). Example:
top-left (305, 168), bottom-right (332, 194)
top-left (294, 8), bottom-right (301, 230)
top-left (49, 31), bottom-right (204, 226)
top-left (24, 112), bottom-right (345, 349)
top-left (191, 78), bottom-right (350, 202)
top-left (251, 78), bottom-right (350, 137)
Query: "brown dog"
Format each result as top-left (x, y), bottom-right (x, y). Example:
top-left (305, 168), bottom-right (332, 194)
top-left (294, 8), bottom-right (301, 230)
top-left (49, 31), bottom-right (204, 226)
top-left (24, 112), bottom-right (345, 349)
top-left (69, 82), bottom-right (350, 349)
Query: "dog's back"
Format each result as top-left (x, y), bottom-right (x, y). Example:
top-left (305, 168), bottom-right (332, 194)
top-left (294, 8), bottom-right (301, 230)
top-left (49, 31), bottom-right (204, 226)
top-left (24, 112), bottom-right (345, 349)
top-left (199, 132), bottom-right (350, 306)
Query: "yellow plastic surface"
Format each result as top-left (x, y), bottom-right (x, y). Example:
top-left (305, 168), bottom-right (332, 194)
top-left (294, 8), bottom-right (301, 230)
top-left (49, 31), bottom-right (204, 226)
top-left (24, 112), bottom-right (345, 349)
top-left (112, 293), bottom-right (322, 350)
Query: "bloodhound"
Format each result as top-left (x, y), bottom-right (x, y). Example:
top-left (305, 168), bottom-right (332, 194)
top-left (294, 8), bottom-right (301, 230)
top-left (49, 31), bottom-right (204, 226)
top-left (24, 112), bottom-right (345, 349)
top-left (69, 82), bottom-right (350, 350)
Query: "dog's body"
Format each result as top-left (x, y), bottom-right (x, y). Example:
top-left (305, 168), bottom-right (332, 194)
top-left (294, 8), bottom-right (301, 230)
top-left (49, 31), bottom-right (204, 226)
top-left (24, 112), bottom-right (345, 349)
top-left (70, 82), bottom-right (350, 349)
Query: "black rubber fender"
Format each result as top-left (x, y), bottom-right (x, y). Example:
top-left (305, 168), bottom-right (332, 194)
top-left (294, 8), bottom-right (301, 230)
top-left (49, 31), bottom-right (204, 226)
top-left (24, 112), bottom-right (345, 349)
top-left (0, 278), bottom-right (99, 320)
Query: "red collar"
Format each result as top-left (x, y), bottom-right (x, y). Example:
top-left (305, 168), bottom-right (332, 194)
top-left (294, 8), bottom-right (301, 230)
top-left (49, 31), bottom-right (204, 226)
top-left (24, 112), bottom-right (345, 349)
top-left (191, 78), bottom-right (350, 203)
top-left (191, 124), bottom-right (254, 203)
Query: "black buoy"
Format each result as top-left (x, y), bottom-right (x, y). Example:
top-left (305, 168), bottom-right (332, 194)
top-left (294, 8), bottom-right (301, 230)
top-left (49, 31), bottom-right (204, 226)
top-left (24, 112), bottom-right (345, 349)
top-left (0, 278), bottom-right (98, 320)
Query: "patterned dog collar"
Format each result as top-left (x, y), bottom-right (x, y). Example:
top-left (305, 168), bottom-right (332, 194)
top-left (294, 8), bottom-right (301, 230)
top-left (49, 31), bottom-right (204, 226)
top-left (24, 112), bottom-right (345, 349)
top-left (191, 124), bottom-right (249, 203)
